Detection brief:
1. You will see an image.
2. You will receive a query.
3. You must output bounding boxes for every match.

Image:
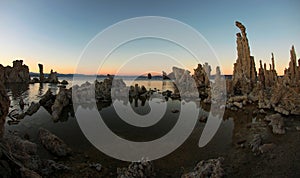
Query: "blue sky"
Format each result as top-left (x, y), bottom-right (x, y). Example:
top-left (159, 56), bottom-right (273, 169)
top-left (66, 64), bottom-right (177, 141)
top-left (0, 0), bottom-right (299, 75)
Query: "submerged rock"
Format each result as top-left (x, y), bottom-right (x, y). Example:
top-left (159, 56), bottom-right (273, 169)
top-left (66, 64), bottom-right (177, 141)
top-left (264, 114), bottom-right (285, 134)
top-left (26, 102), bottom-right (40, 116)
top-left (38, 128), bottom-right (72, 157)
top-left (181, 157), bottom-right (225, 178)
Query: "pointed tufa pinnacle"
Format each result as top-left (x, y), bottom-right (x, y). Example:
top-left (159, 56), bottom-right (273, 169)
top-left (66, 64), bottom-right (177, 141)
top-left (235, 21), bottom-right (246, 35)
top-left (271, 53), bottom-right (275, 71)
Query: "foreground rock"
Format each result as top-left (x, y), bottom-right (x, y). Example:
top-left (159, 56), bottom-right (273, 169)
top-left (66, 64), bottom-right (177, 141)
top-left (181, 157), bottom-right (225, 178)
top-left (0, 82), bottom-right (10, 137)
top-left (1, 132), bottom-right (70, 177)
top-left (39, 128), bottom-right (72, 157)
top-left (117, 161), bottom-right (155, 178)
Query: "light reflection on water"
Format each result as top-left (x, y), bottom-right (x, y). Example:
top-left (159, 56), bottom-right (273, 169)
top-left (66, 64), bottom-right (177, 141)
top-left (4, 76), bottom-right (235, 175)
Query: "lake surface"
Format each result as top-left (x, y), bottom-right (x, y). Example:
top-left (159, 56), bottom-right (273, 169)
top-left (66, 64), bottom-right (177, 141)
top-left (4, 76), bottom-right (237, 176)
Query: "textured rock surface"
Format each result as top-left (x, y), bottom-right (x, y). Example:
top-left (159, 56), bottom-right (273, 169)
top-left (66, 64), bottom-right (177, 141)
top-left (3, 132), bottom-right (39, 170)
top-left (181, 157), bottom-right (225, 178)
top-left (117, 161), bottom-right (155, 178)
top-left (0, 60), bottom-right (30, 83)
top-left (39, 128), bottom-right (72, 157)
top-left (232, 21), bottom-right (257, 95)
top-left (1, 132), bottom-right (69, 177)
top-left (0, 82), bottom-right (10, 137)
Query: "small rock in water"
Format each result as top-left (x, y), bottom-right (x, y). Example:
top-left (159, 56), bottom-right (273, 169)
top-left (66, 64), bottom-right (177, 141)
top-left (26, 102), bottom-right (40, 116)
top-left (38, 128), bottom-right (72, 157)
top-left (60, 80), bottom-right (69, 85)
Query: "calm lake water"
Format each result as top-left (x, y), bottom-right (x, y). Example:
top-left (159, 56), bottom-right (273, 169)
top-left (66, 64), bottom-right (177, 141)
top-left (4, 76), bottom-right (237, 176)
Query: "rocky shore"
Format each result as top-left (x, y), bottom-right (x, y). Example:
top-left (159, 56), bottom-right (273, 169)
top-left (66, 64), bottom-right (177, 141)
top-left (0, 20), bottom-right (300, 177)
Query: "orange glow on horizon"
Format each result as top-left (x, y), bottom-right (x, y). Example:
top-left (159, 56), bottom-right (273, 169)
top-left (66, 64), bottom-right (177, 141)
top-left (0, 57), bottom-right (288, 76)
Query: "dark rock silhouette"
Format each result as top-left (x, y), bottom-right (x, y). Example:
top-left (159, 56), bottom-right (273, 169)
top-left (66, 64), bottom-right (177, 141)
top-left (0, 60), bottom-right (30, 83)
top-left (38, 63), bottom-right (45, 82)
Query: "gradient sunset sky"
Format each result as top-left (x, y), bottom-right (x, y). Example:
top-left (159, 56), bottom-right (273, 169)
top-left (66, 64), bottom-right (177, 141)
top-left (0, 0), bottom-right (299, 75)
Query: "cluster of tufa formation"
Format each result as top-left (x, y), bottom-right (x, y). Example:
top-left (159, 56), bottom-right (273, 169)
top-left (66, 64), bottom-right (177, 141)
top-left (0, 60), bottom-right (30, 83)
top-left (231, 21), bottom-right (257, 95)
top-left (257, 46), bottom-right (300, 115)
top-left (224, 21), bottom-right (300, 116)
top-left (258, 53), bottom-right (277, 89)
